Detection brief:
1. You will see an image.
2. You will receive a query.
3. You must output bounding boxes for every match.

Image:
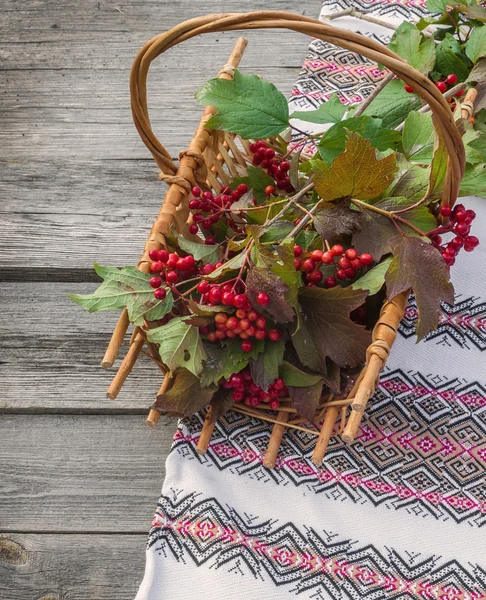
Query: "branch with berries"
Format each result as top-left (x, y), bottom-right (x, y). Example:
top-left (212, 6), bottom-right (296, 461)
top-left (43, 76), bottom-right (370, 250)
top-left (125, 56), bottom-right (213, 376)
top-left (71, 16), bottom-right (485, 428)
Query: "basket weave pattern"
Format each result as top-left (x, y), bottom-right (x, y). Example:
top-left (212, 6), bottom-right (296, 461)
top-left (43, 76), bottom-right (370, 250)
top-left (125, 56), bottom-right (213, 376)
top-left (103, 12), bottom-right (467, 467)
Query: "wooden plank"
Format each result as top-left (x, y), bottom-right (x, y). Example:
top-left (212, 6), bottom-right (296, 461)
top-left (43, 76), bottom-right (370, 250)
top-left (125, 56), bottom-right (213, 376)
top-left (0, 414), bottom-right (174, 532)
top-left (0, 533), bottom-right (146, 600)
top-left (0, 282), bottom-right (169, 410)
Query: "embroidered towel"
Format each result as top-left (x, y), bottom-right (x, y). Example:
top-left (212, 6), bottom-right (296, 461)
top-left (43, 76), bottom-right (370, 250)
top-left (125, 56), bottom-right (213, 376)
top-left (135, 4), bottom-right (486, 599)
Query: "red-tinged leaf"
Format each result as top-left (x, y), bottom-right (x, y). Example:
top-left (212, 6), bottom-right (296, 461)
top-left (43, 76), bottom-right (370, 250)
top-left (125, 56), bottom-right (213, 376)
top-left (298, 286), bottom-right (371, 368)
top-left (288, 380), bottom-right (324, 422)
top-left (352, 209), bottom-right (396, 260)
top-left (250, 339), bottom-right (285, 391)
top-left (313, 198), bottom-right (362, 243)
top-left (385, 236), bottom-right (454, 340)
top-left (246, 265), bottom-right (295, 323)
top-left (210, 386), bottom-right (234, 420)
top-left (153, 368), bottom-right (217, 417)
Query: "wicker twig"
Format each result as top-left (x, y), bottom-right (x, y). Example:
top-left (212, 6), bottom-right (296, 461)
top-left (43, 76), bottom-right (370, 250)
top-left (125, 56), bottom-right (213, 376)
top-left (100, 12), bottom-right (468, 466)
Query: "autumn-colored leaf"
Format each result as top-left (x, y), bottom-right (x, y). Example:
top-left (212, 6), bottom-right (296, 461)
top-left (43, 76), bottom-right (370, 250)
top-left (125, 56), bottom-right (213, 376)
top-left (385, 236), bottom-right (454, 339)
top-left (210, 386), bottom-right (234, 420)
top-left (298, 286), bottom-right (371, 368)
top-left (313, 198), bottom-right (362, 243)
top-left (288, 380), bottom-right (324, 422)
top-left (153, 368), bottom-right (216, 417)
top-left (313, 132), bottom-right (397, 201)
top-left (246, 265), bottom-right (295, 323)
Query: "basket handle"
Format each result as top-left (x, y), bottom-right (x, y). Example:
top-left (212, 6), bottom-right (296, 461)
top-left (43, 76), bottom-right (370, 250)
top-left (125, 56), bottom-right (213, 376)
top-left (130, 11), bottom-right (466, 206)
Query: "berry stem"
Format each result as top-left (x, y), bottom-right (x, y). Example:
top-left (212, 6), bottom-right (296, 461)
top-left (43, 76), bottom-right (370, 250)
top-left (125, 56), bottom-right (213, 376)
top-left (351, 198), bottom-right (428, 237)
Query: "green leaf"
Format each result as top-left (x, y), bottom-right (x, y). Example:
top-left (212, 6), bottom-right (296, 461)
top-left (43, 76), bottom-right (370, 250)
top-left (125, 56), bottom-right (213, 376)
top-left (224, 337), bottom-right (265, 363)
top-left (313, 198), bottom-right (362, 243)
top-left (352, 256), bottom-right (393, 295)
top-left (259, 221), bottom-right (295, 244)
top-left (459, 3), bottom-right (486, 21)
top-left (290, 93), bottom-right (346, 124)
top-left (386, 156), bottom-right (430, 202)
top-left (385, 236), bottom-right (454, 340)
top-left (288, 380), bottom-right (325, 421)
top-left (402, 112), bottom-right (435, 164)
top-left (466, 26), bottom-right (486, 63)
top-left (199, 343), bottom-right (248, 387)
top-left (272, 240), bottom-right (302, 315)
top-left (364, 79), bottom-right (421, 129)
top-left (298, 286), bottom-right (371, 368)
top-left (466, 131), bottom-right (486, 163)
top-left (232, 165), bottom-right (276, 204)
top-left (175, 232), bottom-right (219, 264)
top-left (205, 251), bottom-right (247, 280)
top-left (250, 339), bottom-right (285, 391)
top-left (427, 0), bottom-right (448, 13)
top-left (436, 34), bottom-right (470, 81)
top-left (318, 116), bottom-right (401, 164)
top-left (187, 300), bottom-right (234, 316)
top-left (153, 368), bottom-right (216, 417)
top-left (459, 163), bottom-right (486, 196)
top-left (388, 22), bottom-right (436, 73)
top-left (147, 318), bottom-right (207, 377)
top-left (280, 361), bottom-right (323, 387)
top-left (295, 230), bottom-right (319, 250)
top-left (246, 265), bottom-right (295, 323)
top-left (195, 69), bottom-right (289, 139)
top-left (314, 132), bottom-right (397, 201)
top-left (467, 57), bottom-right (486, 83)
top-left (68, 265), bottom-right (173, 327)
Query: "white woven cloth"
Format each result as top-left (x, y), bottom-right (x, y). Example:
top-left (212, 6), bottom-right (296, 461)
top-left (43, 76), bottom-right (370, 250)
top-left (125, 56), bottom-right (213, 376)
top-left (135, 5), bottom-right (486, 599)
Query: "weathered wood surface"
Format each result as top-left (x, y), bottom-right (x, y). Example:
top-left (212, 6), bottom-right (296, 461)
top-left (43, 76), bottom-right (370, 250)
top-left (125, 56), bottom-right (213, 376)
top-left (0, 414), bottom-right (174, 532)
top-left (0, 0), bottom-right (311, 597)
top-left (0, 534), bottom-right (146, 600)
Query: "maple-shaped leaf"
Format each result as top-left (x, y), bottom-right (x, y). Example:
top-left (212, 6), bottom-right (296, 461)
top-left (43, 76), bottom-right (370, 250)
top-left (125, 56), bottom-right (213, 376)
top-left (199, 343), bottom-right (248, 387)
top-left (288, 380), bottom-right (324, 422)
top-left (246, 265), bottom-right (295, 323)
top-left (147, 317), bottom-right (207, 377)
top-left (205, 251), bottom-right (247, 280)
top-left (68, 264), bottom-right (173, 326)
top-left (318, 116), bottom-right (401, 164)
top-left (175, 232), bottom-right (219, 264)
top-left (385, 156), bottom-right (430, 202)
top-left (290, 93), bottom-right (346, 125)
top-left (153, 368), bottom-right (216, 417)
top-left (298, 286), bottom-right (371, 368)
top-left (388, 22), bottom-right (436, 74)
top-left (313, 132), bottom-right (397, 201)
top-left (196, 70), bottom-right (289, 139)
top-left (402, 111), bottom-right (435, 164)
top-left (313, 198), bottom-right (362, 243)
top-left (352, 209), bottom-right (395, 260)
top-left (385, 236), bottom-right (454, 340)
top-left (250, 339), bottom-right (285, 392)
top-left (209, 386), bottom-right (234, 421)
top-left (436, 34), bottom-right (469, 81)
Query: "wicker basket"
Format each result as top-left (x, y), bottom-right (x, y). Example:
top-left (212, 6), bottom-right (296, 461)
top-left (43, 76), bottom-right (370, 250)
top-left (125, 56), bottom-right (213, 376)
top-left (101, 12), bottom-right (469, 468)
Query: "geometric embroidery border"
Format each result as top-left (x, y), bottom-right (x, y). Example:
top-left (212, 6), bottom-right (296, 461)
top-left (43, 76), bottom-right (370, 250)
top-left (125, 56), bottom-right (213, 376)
top-left (149, 491), bottom-right (486, 599)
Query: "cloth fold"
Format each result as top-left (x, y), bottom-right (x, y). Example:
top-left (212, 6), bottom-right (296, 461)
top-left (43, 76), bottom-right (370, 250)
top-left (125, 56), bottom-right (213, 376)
top-left (135, 4), bottom-right (486, 599)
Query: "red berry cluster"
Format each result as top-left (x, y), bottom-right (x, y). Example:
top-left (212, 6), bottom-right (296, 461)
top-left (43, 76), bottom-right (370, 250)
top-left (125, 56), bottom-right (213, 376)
top-left (198, 307), bottom-right (281, 355)
top-left (188, 183), bottom-right (251, 240)
top-left (404, 73), bottom-right (463, 98)
top-left (293, 244), bottom-right (373, 288)
top-left (249, 140), bottom-right (293, 194)
top-left (430, 204), bottom-right (479, 266)
top-left (148, 248), bottom-right (197, 298)
top-left (223, 370), bottom-right (288, 409)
